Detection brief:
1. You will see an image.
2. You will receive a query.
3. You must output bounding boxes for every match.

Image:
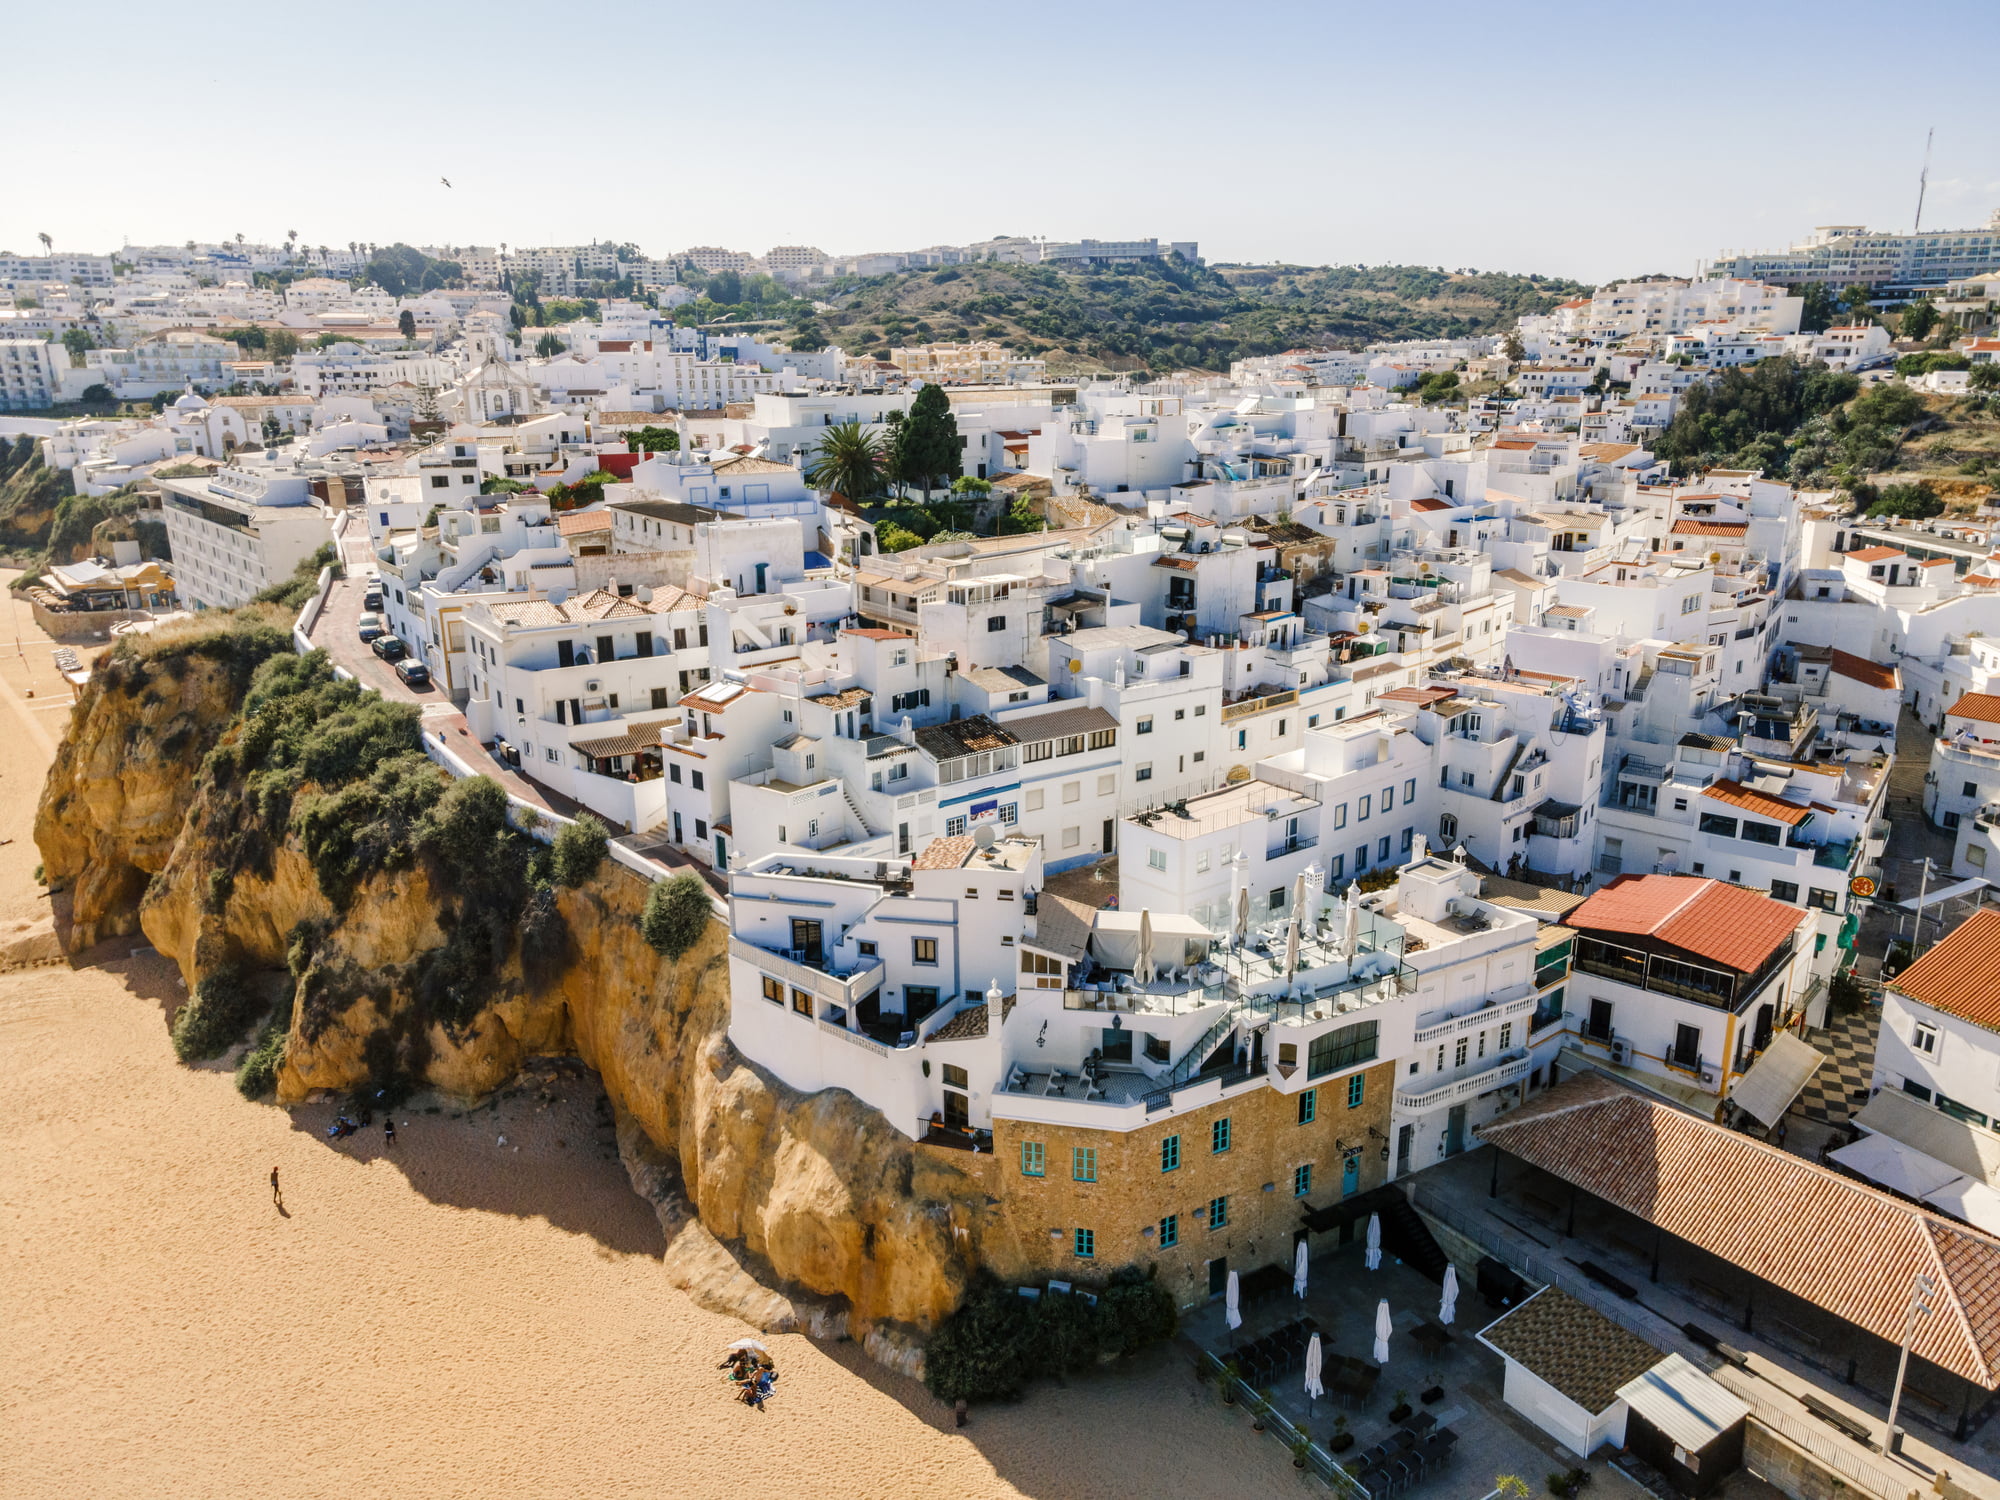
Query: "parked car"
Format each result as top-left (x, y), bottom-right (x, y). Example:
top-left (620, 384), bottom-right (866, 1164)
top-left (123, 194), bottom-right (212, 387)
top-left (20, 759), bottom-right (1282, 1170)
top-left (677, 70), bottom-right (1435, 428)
top-left (362, 587), bottom-right (383, 611)
top-left (394, 658), bottom-right (431, 689)
top-left (370, 634), bottom-right (407, 662)
top-left (356, 611), bottom-right (385, 642)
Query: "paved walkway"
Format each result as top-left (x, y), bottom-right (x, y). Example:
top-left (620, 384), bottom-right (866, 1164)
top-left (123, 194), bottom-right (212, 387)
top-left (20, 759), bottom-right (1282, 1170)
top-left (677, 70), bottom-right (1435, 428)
top-left (1792, 1003), bottom-right (1881, 1131)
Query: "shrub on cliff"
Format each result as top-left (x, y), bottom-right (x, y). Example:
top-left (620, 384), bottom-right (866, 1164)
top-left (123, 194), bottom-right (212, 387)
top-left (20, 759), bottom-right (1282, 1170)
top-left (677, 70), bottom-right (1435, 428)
top-left (250, 543), bottom-right (338, 610)
top-left (923, 1268), bottom-right (1178, 1403)
top-left (171, 961), bottom-right (264, 1062)
top-left (235, 1009), bottom-right (289, 1098)
top-left (549, 813), bottom-right (608, 887)
top-left (641, 872), bottom-right (712, 958)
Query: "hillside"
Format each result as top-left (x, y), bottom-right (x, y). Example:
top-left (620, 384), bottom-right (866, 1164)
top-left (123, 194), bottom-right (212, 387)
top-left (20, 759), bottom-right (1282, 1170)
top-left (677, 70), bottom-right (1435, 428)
top-left (786, 259), bottom-right (1589, 375)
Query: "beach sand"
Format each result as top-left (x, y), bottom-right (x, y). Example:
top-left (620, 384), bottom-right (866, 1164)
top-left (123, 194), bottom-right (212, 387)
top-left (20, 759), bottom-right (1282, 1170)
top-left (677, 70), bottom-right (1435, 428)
top-left (0, 582), bottom-right (1296, 1499)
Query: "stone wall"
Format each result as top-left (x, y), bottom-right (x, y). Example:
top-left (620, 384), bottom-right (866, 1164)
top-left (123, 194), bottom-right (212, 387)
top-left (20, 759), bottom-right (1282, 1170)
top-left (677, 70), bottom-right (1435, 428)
top-left (1744, 1418), bottom-right (1913, 1500)
top-left (984, 1058), bottom-right (1396, 1307)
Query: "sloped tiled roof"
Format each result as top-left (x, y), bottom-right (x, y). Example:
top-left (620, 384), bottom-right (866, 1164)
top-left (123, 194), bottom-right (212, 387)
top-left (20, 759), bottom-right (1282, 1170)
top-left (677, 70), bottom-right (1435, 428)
top-left (1947, 693), bottom-right (2000, 726)
top-left (1670, 518), bottom-right (1749, 537)
top-left (484, 587), bottom-right (653, 627)
top-left (1565, 874), bottom-right (1802, 973)
top-left (1478, 1074), bottom-right (2000, 1388)
top-left (1703, 777), bottom-right (1812, 827)
top-left (1478, 1289), bottom-right (1661, 1412)
top-left (1847, 546), bottom-right (1905, 563)
top-left (1829, 649), bottom-right (1898, 691)
top-left (913, 835), bottom-right (977, 870)
top-left (1890, 909), bottom-right (2000, 1032)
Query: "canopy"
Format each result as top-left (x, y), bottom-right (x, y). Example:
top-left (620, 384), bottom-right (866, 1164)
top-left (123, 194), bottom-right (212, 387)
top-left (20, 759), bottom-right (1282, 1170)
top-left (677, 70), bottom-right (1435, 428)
top-left (1730, 1032), bottom-right (1827, 1127)
top-left (1853, 1088), bottom-right (2000, 1186)
top-left (1088, 911), bottom-right (1213, 971)
top-left (1922, 1176), bottom-right (2000, 1237)
top-left (1616, 1353), bottom-right (1747, 1452)
top-left (1828, 1131), bottom-right (1965, 1199)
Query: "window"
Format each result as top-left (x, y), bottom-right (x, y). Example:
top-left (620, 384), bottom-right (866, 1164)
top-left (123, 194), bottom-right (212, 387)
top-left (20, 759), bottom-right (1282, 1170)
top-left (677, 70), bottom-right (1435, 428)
top-left (1097, 774), bottom-right (1116, 796)
top-left (1308, 1020), bottom-right (1379, 1078)
top-left (986, 615), bottom-right (1006, 633)
top-left (1073, 1146), bottom-right (1097, 1182)
top-left (1381, 785), bottom-right (1395, 811)
top-left (1807, 887), bottom-right (1839, 912)
top-left (1000, 803), bottom-right (1017, 826)
top-left (1063, 782), bottom-right (1081, 803)
top-left (1698, 813), bottom-right (1738, 838)
top-left (1194, 705), bottom-right (1206, 717)
top-left (1347, 1074), bottom-right (1365, 1109)
top-left (1740, 821), bottom-right (1782, 846)
top-left (1358, 795), bottom-right (1371, 822)
top-left (1298, 1089), bottom-right (1317, 1124)
top-left (1073, 1227), bottom-right (1095, 1258)
top-left (1212, 1117), bottom-right (1232, 1154)
top-left (694, 819), bottom-right (707, 839)
top-left (1770, 880), bottom-right (1800, 904)
top-left (913, 937), bottom-right (938, 965)
top-left (1328, 854), bottom-right (1344, 881)
top-left (1020, 1141), bottom-right (1045, 1176)
top-left (1147, 849), bottom-right (1166, 871)
top-left (1333, 803), bottom-right (1348, 829)
top-left (1137, 716), bottom-right (1154, 735)
top-left (1136, 764), bottom-right (1152, 782)
top-left (1439, 813), bottom-right (1458, 842)
top-left (791, 988), bottom-right (813, 1016)
top-left (669, 764), bottom-right (682, 783)
top-left (1161, 1134), bottom-right (1181, 1172)
top-left (691, 770), bottom-right (704, 790)
top-left (858, 940), bottom-right (878, 957)
top-left (1913, 1023), bottom-right (1939, 1057)
top-left (1159, 1214), bottom-right (1179, 1248)
top-left (1454, 1037), bottom-right (1469, 1068)
top-left (760, 975), bottom-right (784, 1004)
top-left (1088, 728), bottom-right (1117, 749)
top-left (1208, 1195), bottom-right (1229, 1229)
top-left (1404, 778), bottom-right (1416, 801)
top-left (1966, 782), bottom-right (1980, 799)
top-left (945, 815), bottom-right (966, 838)
top-left (1294, 1164), bottom-right (1313, 1197)
top-left (1196, 851), bottom-right (1211, 874)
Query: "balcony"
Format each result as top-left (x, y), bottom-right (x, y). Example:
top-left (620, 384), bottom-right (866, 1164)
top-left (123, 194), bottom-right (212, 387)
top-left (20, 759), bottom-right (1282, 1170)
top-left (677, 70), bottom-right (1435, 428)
top-left (1064, 978), bottom-right (1228, 1017)
top-left (1394, 1051), bottom-right (1531, 1112)
top-left (1268, 832), bottom-right (1319, 859)
top-left (1412, 991), bottom-right (1535, 1047)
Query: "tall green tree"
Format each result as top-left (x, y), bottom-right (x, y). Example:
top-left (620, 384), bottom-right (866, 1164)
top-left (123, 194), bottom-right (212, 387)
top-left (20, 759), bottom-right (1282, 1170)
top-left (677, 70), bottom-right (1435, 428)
top-left (804, 420), bottom-right (886, 500)
top-left (1900, 297), bottom-right (1940, 342)
top-left (627, 425), bottom-right (679, 453)
top-left (1796, 282), bottom-right (1839, 333)
top-left (60, 327), bottom-right (94, 367)
top-left (1840, 283), bottom-right (1876, 323)
top-left (398, 309), bottom-right (417, 339)
top-left (891, 383), bottom-right (962, 496)
top-left (535, 333), bottom-right (564, 358)
top-left (267, 328), bottom-right (300, 359)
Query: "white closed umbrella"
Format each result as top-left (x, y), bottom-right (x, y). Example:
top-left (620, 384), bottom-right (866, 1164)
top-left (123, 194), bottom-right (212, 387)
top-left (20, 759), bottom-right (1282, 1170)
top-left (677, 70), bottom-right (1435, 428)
top-left (1283, 912), bottom-right (1300, 978)
top-left (1440, 1262), bottom-right (1460, 1326)
top-left (1135, 908), bottom-right (1155, 985)
top-left (1365, 1211), bottom-right (1382, 1270)
top-left (1225, 1269), bottom-right (1242, 1331)
top-left (1234, 883), bottom-right (1250, 946)
top-left (1293, 1238), bottom-right (1310, 1299)
top-left (1373, 1299), bottom-right (1393, 1365)
top-left (1343, 882), bottom-right (1361, 958)
top-left (1291, 868), bottom-right (1307, 916)
top-left (1304, 1332), bottom-right (1325, 1406)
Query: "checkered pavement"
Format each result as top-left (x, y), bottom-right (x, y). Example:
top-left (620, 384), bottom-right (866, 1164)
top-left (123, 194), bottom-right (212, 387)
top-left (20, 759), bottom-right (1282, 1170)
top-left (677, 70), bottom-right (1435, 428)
top-left (1792, 1003), bottom-right (1880, 1128)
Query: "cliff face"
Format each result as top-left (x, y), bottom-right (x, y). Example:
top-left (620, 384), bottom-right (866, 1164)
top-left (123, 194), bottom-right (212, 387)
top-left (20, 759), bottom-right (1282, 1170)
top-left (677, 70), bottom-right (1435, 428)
top-left (39, 638), bottom-right (994, 1353)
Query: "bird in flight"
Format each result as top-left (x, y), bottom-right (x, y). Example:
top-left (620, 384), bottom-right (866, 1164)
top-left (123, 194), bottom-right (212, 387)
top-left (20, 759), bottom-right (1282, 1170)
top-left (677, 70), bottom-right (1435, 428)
top-left (440, 176), bottom-right (453, 188)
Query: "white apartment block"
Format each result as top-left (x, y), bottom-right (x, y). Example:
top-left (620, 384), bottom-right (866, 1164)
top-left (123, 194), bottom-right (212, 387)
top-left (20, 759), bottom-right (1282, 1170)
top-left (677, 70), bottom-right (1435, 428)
top-left (0, 339), bottom-right (58, 411)
top-left (155, 465), bottom-right (330, 609)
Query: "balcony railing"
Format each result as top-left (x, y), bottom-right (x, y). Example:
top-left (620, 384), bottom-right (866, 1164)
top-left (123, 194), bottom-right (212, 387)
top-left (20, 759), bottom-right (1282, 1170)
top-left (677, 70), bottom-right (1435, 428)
top-left (1394, 1052), bottom-right (1531, 1112)
top-left (1064, 982), bottom-right (1227, 1017)
top-left (1268, 833), bottom-right (1319, 859)
top-left (1412, 991), bottom-right (1535, 1047)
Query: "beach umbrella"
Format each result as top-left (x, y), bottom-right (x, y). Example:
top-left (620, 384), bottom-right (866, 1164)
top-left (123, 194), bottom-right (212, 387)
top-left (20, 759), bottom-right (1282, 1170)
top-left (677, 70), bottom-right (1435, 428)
top-left (1373, 1299), bottom-right (1393, 1365)
top-left (1291, 869), bottom-right (1307, 917)
top-left (1343, 882), bottom-right (1360, 959)
top-left (1364, 1212), bottom-right (1382, 1271)
top-left (1135, 908), bottom-right (1155, 985)
top-left (725, 1338), bottom-right (769, 1353)
top-left (1304, 1333), bottom-right (1325, 1407)
top-left (1283, 912), bottom-right (1300, 978)
top-left (1440, 1263), bottom-right (1460, 1326)
top-left (1294, 1238), bottom-right (1310, 1299)
top-left (1225, 1269), bottom-right (1242, 1331)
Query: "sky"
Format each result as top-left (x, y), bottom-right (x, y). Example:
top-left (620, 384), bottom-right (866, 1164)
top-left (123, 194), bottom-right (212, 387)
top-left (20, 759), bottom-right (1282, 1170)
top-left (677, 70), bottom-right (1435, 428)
top-left (8, 0), bottom-right (2000, 286)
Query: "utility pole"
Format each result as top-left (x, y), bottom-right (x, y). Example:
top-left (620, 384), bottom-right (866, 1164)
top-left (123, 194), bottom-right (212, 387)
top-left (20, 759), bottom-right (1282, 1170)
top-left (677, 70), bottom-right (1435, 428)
top-left (1912, 856), bottom-right (1935, 957)
top-left (1881, 1272), bottom-right (1937, 1454)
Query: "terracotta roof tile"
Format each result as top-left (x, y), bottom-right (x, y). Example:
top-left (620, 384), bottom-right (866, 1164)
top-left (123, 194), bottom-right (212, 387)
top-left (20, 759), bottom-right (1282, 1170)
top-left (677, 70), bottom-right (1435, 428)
top-left (1478, 1074), bottom-right (2000, 1387)
top-left (1670, 519), bottom-right (1748, 537)
top-left (913, 835), bottom-right (977, 870)
top-left (1948, 693), bottom-right (2000, 727)
top-left (1829, 649), bottom-right (1898, 691)
top-left (1891, 909), bottom-right (2000, 1032)
top-left (1847, 546), bottom-right (1905, 563)
top-left (1702, 778), bottom-right (1813, 827)
top-left (1566, 874), bottom-right (1802, 973)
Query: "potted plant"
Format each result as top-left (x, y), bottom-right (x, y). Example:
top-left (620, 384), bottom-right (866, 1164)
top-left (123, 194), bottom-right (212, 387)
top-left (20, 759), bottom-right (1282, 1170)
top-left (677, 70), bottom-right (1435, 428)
top-left (1328, 1414), bottom-right (1354, 1454)
top-left (1220, 1360), bottom-right (1243, 1404)
top-left (1546, 1467), bottom-right (1593, 1499)
top-left (1389, 1389), bottom-right (1413, 1424)
top-left (1421, 1382), bottom-right (1445, 1405)
top-left (1290, 1434), bottom-right (1313, 1469)
top-left (1252, 1387), bottom-right (1276, 1431)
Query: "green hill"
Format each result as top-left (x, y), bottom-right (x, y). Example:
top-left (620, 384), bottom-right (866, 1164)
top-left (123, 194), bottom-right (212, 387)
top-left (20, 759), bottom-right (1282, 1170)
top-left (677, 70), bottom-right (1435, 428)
top-left (777, 259), bottom-right (1588, 376)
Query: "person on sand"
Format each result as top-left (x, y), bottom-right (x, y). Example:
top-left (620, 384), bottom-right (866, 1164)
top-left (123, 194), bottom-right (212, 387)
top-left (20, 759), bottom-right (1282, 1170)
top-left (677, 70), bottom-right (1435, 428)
top-left (384, 1116), bottom-right (396, 1149)
top-left (270, 1167), bottom-right (282, 1209)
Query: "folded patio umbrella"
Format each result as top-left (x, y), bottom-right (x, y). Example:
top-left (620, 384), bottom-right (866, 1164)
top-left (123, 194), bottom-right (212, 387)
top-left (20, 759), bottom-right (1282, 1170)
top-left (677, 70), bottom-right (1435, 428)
top-left (1135, 908), bottom-right (1155, 985)
top-left (1294, 1238), bottom-right (1309, 1299)
top-left (1226, 1269), bottom-right (1242, 1331)
top-left (1439, 1262), bottom-right (1459, 1326)
top-left (1373, 1299), bottom-right (1392, 1365)
top-left (1365, 1212), bottom-right (1382, 1271)
top-left (1304, 1332), bottom-right (1325, 1401)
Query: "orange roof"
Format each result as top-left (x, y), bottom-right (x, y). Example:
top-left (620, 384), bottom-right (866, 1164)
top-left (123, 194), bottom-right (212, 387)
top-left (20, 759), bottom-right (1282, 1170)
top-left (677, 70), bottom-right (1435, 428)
top-left (1566, 874), bottom-right (1802, 973)
top-left (1377, 686), bottom-right (1456, 706)
top-left (556, 510), bottom-right (613, 535)
top-left (1703, 778), bottom-right (1812, 827)
top-left (1847, 546), bottom-right (1904, 563)
top-left (1948, 692), bottom-right (2000, 727)
top-left (1829, 649), bottom-right (1897, 691)
top-left (1478, 1074), bottom-right (2000, 1388)
top-left (841, 627), bottom-right (913, 642)
top-left (1670, 519), bottom-right (1748, 537)
top-left (1892, 909), bottom-right (2000, 1031)
top-left (1410, 497), bottom-right (1454, 513)
top-left (913, 835), bottom-right (977, 870)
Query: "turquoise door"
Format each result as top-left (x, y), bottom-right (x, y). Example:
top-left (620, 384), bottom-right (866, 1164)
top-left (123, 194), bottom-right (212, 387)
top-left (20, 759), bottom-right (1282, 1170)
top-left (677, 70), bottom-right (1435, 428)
top-left (1341, 1151), bottom-right (1360, 1198)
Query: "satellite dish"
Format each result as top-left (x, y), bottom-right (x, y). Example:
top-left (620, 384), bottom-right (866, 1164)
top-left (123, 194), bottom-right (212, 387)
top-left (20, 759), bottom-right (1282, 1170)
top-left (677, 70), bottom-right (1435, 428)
top-left (972, 824), bottom-right (998, 849)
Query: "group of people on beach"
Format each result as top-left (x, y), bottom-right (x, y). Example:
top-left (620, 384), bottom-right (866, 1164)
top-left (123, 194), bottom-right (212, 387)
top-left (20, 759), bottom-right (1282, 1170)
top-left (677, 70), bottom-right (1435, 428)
top-left (719, 1346), bottom-right (778, 1411)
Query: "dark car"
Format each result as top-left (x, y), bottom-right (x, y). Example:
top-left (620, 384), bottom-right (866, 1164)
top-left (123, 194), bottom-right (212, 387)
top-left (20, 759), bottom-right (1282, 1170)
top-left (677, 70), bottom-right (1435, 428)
top-left (370, 634), bottom-right (407, 662)
top-left (394, 658), bottom-right (431, 689)
top-left (362, 588), bottom-right (383, 611)
top-left (356, 611), bottom-right (385, 642)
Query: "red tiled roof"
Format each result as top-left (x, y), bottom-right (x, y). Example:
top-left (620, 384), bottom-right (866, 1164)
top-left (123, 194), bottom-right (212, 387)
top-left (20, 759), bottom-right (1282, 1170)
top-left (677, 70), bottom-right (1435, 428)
top-left (1892, 909), bottom-right (2000, 1031)
top-left (841, 627), bottom-right (914, 642)
top-left (913, 835), bottom-right (977, 870)
top-left (1566, 874), bottom-right (1802, 973)
top-left (1478, 1074), bottom-right (2000, 1388)
top-left (556, 510), bottom-right (613, 535)
top-left (1948, 693), bottom-right (2000, 727)
top-left (1377, 686), bottom-right (1456, 706)
top-left (1411, 497), bottom-right (1454, 513)
top-left (1702, 778), bottom-right (1812, 827)
top-left (1670, 519), bottom-right (1748, 537)
top-left (1829, 649), bottom-right (1898, 691)
top-left (1846, 546), bottom-right (1904, 563)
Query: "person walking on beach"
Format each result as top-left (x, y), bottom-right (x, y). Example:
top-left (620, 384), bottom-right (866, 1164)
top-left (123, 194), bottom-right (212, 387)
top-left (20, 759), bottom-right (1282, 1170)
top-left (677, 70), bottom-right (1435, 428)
top-left (270, 1167), bottom-right (283, 1210)
top-left (384, 1116), bottom-right (397, 1149)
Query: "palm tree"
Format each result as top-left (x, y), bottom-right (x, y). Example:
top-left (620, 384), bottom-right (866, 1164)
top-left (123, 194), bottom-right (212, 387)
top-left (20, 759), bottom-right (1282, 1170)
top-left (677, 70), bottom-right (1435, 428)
top-left (37, 232), bottom-right (51, 254)
top-left (804, 420), bottom-right (886, 501)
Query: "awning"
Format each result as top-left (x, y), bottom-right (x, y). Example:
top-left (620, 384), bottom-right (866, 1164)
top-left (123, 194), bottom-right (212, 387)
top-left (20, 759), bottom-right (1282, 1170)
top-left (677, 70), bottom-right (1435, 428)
top-left (571, 719), bottom-right (673, 759)
top-left (1853, 1088), bottom-right (2000, 1185)
top-left (1087, 911), bottom-right (1213, 970)
top-left (1921, 1177), bottom-right (2000, 1237)
top-left (1616, 1354), bottom-right (1748, 1451)
top-left (1827, 1132), bottom-right (1965, 1199)
top-left (1729, 1033), bottom-right (1827, 1127)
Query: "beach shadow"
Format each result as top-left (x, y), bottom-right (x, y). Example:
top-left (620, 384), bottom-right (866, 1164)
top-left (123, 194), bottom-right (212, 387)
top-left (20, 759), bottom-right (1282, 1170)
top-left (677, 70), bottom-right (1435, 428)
top-left (286, 1063), bottom-right (665, 1259)
top-left (65, 936), bottom-right (186, 1021)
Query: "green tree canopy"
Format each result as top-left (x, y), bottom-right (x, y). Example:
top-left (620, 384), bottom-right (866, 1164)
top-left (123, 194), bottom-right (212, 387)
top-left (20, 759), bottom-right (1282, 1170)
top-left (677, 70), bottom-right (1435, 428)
top-left (398, 309), bottom-right (417, 339)
top-left (1796, 282), bottom-right (1839, 334)
top-left (1840, 283), bottom-right (1876, 322)
top-left (60, 327), bottom-right (94, 366)
top-left (627, 425), bottom-right (679, 453)
top-left (535, 333), bottom-right (565, 358)
top-left (1867, 480), bottom-right (1944, 520)
top-left (804, 420), bottom-right (885, 500)
top-left (1901, 297), bottom-right (1941, 342)
top-left (361, 243), bottom-right (464, 297)
top-left (890, 383), bottom-right (962, 495)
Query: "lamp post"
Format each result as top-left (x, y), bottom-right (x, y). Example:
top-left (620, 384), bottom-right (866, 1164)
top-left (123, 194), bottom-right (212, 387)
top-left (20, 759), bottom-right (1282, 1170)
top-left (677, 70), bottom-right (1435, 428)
top-left (1881, 1272), bottom-right (1937, 1455)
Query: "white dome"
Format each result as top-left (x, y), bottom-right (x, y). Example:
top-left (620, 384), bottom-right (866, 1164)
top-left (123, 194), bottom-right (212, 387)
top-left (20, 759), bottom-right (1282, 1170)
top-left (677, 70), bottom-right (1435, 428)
top-left (173, 387), bottom-right (208, 412)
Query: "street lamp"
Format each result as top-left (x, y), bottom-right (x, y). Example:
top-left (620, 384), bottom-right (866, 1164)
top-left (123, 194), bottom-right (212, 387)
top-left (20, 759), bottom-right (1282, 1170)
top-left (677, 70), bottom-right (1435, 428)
top-left (1881, 1271), bottom-right (1937, 1454)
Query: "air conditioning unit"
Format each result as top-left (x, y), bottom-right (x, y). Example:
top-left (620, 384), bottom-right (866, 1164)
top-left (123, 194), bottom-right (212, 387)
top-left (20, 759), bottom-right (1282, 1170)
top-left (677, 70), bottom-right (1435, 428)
top-left (585, 680), bottom-right (602, 692)
top-left (1608, 1039), bottom-right (1629, 1065)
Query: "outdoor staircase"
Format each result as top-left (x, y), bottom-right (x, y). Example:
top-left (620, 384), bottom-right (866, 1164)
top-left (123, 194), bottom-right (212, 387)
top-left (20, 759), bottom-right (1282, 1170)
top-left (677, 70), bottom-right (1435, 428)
top-left (840, 784), bottom-right (878, 839)
top-left (1488, 736), bottom-right (1527, 802)
top-left (1378, 1188), bottom-right (1451, 1284)
top-left (1143, 1006), bottom-right (1244, 1111)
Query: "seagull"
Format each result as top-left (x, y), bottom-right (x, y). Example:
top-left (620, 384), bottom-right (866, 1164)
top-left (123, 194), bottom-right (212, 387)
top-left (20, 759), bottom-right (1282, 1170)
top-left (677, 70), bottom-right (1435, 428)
top-left (440, 176), bottom-right (452, 188)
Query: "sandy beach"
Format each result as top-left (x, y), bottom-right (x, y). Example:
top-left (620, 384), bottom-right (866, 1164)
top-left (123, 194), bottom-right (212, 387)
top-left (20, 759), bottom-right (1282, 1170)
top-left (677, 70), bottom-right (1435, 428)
top-left (0, 583), bottom-right (1296, 1499)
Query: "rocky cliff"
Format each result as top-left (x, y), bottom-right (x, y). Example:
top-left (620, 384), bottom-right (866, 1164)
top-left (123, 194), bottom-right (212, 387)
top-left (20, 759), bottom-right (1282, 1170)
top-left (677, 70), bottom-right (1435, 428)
top-left (36, 628), bottom-right (1005, 1360)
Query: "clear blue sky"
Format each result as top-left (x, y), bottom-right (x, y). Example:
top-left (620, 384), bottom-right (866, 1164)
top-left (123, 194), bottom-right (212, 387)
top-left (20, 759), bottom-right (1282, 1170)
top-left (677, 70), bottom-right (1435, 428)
top-left (8, 0), bottom-right (1998, 284)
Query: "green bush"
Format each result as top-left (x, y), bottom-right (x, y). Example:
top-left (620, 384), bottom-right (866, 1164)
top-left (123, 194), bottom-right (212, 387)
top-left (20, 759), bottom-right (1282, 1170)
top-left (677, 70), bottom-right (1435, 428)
top-left (171, 962), bottom-right (264, 1062)
top-left (235, 1010), bottom-right (289, 1098)
top-left (549, 814), bottom-right (608, 887)
top-left (923, 1269), bottom-right (1177, 1403)
top-left (1868, 480), bottom-right (1944, 520)
top-left (641, 872), bottom-right (713, 958)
